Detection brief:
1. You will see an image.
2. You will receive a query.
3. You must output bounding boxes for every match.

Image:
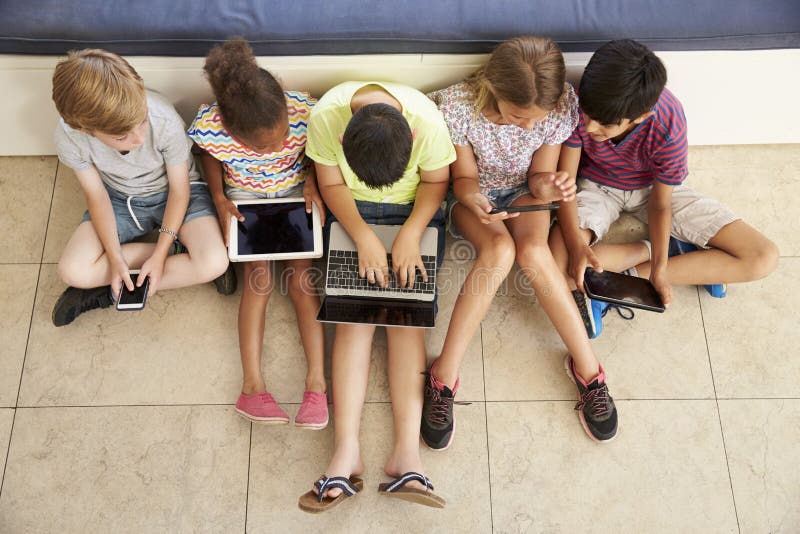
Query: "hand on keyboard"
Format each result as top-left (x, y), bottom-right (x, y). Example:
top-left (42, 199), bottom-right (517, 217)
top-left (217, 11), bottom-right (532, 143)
top-left (356, 231), bottom-right (390, 288)
top-left (391, 228), bottom-right (428, 289)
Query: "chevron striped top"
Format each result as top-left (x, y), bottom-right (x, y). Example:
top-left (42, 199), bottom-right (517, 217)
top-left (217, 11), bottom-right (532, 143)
top-left (188, 91), bottom-right (316, 195)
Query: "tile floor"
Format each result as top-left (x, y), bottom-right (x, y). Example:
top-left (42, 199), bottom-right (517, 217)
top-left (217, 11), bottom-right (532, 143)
top-left (0, 145), bottom-right (798, 533)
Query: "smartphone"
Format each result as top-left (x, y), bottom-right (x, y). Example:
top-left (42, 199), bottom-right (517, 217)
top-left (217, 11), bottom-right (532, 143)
top-left (116, 270), bottom-right (150, 311)
top-left (583, 268), bottom-right (665, 313)
top-left (489, 203), bottom-right (560, 215)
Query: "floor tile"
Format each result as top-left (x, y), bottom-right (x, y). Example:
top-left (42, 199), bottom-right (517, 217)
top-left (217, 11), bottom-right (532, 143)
top-left (247, 403), bottom-right (491, 533)
top-left (0, 265), bottom-right (38, 407)
top-left (702, 258), bottom-right (799, 398)
top-left (688, 145), bottom-right (800, 256)
top-left (0, 406), bottom-right (249, 533)
top-left (42, 163), bottom-right (86, 263)
top-left (0, 156), bottom-right (57, 263)
top-left (482, 282), bottom-right (712, 401)
top-left (487, 400), bottom-right (738, 534)
top-left (0, 409), bottom-right (13, 483)
top-left (719, 399), bottom-right (800, 534)
top-left (19, 264), bottom-right (244, 406)
top-left (326, 259), bottom-right (485, 403)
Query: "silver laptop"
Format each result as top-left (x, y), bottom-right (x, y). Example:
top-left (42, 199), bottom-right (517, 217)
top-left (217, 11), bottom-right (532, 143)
top-left (316, 222), bottom-right (438, 328)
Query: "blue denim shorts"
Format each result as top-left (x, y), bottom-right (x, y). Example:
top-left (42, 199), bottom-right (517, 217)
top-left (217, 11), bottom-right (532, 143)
top-left (324, 200), bottom-right (446, 312)
top-left (446, 184), bottom-right (531, 238)
top-left (81, 182), bottom-right (218, 244)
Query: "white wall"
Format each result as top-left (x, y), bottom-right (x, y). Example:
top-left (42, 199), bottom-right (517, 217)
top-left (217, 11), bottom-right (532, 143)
top-left (2, 49), bottom-right (799, 155)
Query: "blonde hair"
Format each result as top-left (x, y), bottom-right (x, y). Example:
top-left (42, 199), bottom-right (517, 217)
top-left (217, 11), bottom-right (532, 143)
top-left (52, 49), bottom-right (147, 135)
top-left (466, 36), bottom-right (566, 114)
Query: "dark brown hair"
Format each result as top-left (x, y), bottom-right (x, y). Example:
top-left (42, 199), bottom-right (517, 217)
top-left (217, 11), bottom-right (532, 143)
top-left (467, 36), bottom-right (566, 113)
top-left (203, 38), bottom-right (286, 136)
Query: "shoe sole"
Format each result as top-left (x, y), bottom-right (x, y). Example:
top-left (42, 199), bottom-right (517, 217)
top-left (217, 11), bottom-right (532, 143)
top-left (421, 417), bottom-right (455, 452)
top-left (235, 408), bottom-right (289, 425)
top-left (563, 355), bottom-right (617, 444)
top-left (294, 419), bottom-right (329, 430)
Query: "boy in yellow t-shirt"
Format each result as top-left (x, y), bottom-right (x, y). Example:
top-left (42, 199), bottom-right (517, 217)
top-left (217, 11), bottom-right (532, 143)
top-left (298, 82), bottom-right (455, 512)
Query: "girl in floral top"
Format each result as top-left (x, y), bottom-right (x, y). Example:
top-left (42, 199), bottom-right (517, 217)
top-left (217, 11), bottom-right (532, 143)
top-left (425, 36), bottom-right (618, 445)
top-left (189, 39), bottom-right (328, 430)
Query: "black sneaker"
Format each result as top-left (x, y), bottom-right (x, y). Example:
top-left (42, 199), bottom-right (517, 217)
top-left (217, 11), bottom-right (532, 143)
top-left (212, 263), bottom-right (237, 295)
top-left (421, 370), bottom-right (460, 451)
top-left (52, 286), bottom-right (114, 327)
top-left (564, 354), bottom-right (618, 442)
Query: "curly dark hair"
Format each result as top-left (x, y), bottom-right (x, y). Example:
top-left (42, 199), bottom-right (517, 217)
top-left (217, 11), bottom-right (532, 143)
top-left (203, 38), bottom-right (286, 136)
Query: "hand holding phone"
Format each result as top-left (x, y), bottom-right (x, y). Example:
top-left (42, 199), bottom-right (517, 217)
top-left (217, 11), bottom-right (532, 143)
top-left (489, 203), bottom-right (560, 215)
top-left (583, 267), bottom-right (665, 313)
top-left (116, 270), bottom-right (150, 311)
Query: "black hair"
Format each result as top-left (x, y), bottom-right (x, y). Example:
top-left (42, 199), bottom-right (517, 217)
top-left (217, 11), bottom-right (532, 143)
top-left (579, 39), bottom-right (667, 125)
top-left (203, 38), bottom-right (286, 135)
top-left (342, 103), bottom-right (413, 189)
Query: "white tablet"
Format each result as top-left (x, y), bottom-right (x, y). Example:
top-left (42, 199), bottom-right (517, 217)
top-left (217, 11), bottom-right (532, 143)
top-left (228, 198), bottom-right (323, 262)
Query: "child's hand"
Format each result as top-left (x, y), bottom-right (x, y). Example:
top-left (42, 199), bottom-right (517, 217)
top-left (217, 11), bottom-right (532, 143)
top-left (109, 257), bottom-right (134, 302)
top-left (650, 268), bottom-right (673, 308)
top-left (530, 171), bottom-right (576, 203)
top-left (356, 231), bottom-right (390, 287)
top-left (303, 181), bottom-right (326, 226)
top-left (391, 228), bottom-right (427, 289)
top-left (568, 242), bottom-right (602, 292)
top-left (138, 251), bottom-right (167, 296)
top-left (464, 192), bottom-right (519, 224)
top-left (213, 198), bottom-right (244, 247)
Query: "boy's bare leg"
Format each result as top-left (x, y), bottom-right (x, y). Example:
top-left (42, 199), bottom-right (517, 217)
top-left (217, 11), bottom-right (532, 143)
top-left (634, 220), bottom-right (778, 284)
top-left (431, 204), bottom-right (516, 388)
top-left (57, 221), bottom-right (157, 288)
top-left (158, 215), bottom-right (228, 289)
top-left (384, 327), bottom-right (428, 491)
top-left (509, 202), bottom-right (600, 382)
top-left (285, 259), bottom-right (326, 393)
top-left (316, 323), bottom-right (373, 498)
top-left (239, 261), bottom-right (272, 394)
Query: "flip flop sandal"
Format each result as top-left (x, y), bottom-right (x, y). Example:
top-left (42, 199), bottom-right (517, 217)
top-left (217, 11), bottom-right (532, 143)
top-left (377, 471), bottom-right (446, 508)
top-left (298, 474), bottom-right (364, 514)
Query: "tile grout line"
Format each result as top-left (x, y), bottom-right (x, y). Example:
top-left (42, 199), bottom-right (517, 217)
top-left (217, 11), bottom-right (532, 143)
top-left (1, 159), bottom-right (59, 499)
top-left (697, 286), bottom-right (741, 534)
top-left (244, 422), bottom-right (252, 534)
top-left (479, 325), bottom-right (495, 534)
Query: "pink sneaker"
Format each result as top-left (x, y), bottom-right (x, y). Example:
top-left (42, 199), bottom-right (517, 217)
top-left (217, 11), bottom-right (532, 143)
top-left (235, 392), bottom-right (290, 424)
top-left (294, 391), bottom-right (329, 430)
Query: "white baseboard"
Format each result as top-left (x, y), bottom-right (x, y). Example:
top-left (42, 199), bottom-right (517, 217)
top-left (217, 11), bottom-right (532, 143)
top-left (2, 49), bottom-right (798, 155)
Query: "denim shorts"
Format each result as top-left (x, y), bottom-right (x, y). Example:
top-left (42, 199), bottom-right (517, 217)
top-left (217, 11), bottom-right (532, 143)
top-left (81, 182), bottom-right (218, 244)
top-left (324, 200), bottom-right (446, 312)
top-left (446, 184), bottom-right (531, 238)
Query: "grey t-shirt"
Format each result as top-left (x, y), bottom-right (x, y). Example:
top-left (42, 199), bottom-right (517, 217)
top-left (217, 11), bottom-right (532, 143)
top-left (54, 90), bottom-right (201, 196)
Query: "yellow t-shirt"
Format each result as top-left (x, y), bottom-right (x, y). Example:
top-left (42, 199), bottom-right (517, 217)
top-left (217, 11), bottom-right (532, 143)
top-left (306, 82), bottom-right (456, 204)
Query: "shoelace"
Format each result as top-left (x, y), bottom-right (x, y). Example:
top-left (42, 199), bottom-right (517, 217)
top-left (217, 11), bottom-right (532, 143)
top-left (601, 303), bottom-right (635, 320)
top-left (426, 384), bottom-right (454, 426)
top-left (576, 384), bottom-right (612, 418)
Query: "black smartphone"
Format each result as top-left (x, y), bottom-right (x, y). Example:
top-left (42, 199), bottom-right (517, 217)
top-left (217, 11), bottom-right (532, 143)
top-left (489, 203), bottom-right (560, 215)
top-left (583, 268), bottom-right (665, 313)
top-left (116, 271), bottom-right (150, 311)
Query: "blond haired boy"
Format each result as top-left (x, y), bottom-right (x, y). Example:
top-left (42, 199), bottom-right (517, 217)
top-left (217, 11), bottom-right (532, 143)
top-left (51, 49), bottom-right (231, 326)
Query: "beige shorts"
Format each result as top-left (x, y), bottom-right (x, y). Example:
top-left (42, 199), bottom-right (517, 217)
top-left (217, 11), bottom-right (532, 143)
top-left (576, 179), bottom-right (739, 248)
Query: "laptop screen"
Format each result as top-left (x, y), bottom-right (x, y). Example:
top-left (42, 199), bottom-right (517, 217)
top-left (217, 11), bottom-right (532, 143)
top-left (236, 202), bottom-right (315, 255)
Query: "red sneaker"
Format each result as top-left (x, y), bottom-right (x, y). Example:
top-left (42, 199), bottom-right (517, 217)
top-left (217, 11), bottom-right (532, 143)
top-left (294, 391), bottom-right (329, 430)
top-left (235, 392), bottom-right (290, 424)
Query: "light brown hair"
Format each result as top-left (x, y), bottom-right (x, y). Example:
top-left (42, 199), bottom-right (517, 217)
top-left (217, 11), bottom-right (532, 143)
top-left (466, 36), bottom-right (566, 113)
top-left (52, 49), bottom-right (147, 135)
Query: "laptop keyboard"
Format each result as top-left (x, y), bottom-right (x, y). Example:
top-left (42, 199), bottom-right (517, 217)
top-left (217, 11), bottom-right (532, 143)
top-left (327, 249), bottom-right (436, 294)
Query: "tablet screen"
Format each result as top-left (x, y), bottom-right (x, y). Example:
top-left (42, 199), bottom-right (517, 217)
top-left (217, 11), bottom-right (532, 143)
top-left (235, 202), bottom-right (315, 255)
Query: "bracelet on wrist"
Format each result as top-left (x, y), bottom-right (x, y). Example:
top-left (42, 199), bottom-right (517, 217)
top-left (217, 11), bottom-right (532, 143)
top-left (158, 227), bottom-right (178, 241)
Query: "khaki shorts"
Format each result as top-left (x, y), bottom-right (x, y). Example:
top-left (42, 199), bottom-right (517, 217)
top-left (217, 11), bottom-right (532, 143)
top-left (576, 179), bottom-right (739, 248)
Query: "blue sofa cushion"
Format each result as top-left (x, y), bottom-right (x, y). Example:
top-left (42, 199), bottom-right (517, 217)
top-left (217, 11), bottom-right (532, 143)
top-left (1, 0), bottom-right (798, 56)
